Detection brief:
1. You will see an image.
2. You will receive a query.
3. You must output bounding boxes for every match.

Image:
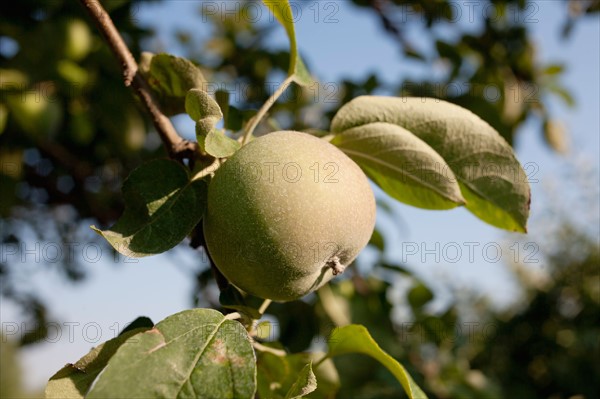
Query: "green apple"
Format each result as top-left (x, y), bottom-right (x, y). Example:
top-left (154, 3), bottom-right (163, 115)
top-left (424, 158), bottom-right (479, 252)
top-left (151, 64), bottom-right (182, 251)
top-left (204, 131), bottom-right (376, 301)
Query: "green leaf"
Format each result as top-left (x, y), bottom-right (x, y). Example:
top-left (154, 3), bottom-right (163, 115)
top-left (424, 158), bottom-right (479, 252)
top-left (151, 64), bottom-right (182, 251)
top-left (205, 129), bottom-right (241, 158)
top-left (6, 90), bottom-right (62, 138)
top-left (331, 122), bottom-right (465, 210)
top-left (407, 282), bottom-right (434, 309)
top-left (262, 0), bottom-right (312, 85)
top-left (257, 351), bottom-right (339, 399)
top-left (87, 309), bottom-right (257, 399)
top-left (45, 326), bottom-right (152, 398)
top-left (368, 229), bottom-right (385, 251)
top-left (119, 316), bottom-right (155, 335)
top-left (185, 89), bottom-right (235, 157)
top-left (140, 53), bottom-right (206, 115)
top-left (331, 96), bottom-right (530, 232)
top-left (546, 83), bottom-right (576, 107)
top-left (215, 90), bottom-right (230, 127)
top-left (150, 53), bottom-right (205, 97)
top-left (91, 159), bottom-right (208, 257)
top-left (0, 104), bottom-right (7, 134)
top-left (542, 64), bottom-right (565, 75)
top-left (326, 325), bottom-right (427, 399)
top-left (225, 106), bottom-right (246, 132)
top-left (284, 363), bottom-right (317, 399)
top-left (185, 88), bottom-right (222, 126)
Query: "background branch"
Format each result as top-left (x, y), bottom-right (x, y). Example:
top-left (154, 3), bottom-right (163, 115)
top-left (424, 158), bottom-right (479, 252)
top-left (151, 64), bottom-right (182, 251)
top-left (78, 0), bottom-right (197, 161)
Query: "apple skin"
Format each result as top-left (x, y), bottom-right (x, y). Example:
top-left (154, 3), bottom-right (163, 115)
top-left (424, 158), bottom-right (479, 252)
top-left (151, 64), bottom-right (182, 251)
top-left (203, 131), bottom-right (376, 301)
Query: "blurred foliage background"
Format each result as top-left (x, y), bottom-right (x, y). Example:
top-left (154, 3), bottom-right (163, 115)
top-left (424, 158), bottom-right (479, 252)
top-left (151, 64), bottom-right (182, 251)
top-left (1, 0), bottom-right (598, 398)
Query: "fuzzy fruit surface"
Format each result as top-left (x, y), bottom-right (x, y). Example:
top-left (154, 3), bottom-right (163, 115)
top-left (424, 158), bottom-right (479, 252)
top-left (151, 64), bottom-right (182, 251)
top-left (203, 131), bottom-right (376, 301)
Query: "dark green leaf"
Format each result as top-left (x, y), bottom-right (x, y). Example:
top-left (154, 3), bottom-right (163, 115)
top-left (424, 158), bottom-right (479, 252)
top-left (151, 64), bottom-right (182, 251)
top-left (436, 40), bottom-right (461, 63)
top-left (257, 351), bottom-right (339, 399)
top-left (331, 122), bottom-right (465, 210)
top-left (225, 106), bottom-right (246, 132)
top-left (0, 104), bottom-right (7, 134)
top-left (215, 90), bottom-right (230, 127)
top-left (368, 229), bottom-right (385, 251)
top-left (87, 309), bottom-right (257, 398)
top-left (331, 96), bottom-right (530, 232)
top-left (407, 283), bottom-right (434, 309)
top-left (326, 325), bottom-right (427, 399)
top-left (91, 159), bottom-right (208, 257)
top-left (119, 316), bottom-right (154, 336)
top-left (139, 53), bottom-right (206, 115)
top-left (219, 285), bottom-right (263, 319)
top-left (45, 327), bottom-right (151, 398)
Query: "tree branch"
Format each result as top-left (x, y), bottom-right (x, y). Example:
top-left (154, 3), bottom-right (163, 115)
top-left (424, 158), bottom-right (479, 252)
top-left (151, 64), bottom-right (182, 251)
top-left (78, 0), bottom-right (197, 160)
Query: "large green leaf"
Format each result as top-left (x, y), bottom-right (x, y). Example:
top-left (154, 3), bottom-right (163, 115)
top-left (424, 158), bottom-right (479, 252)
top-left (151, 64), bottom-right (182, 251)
top-left (87, 309), bottom-right (256, 398)
top-left (139, 52), bottom-right (206, 115)
top-left (331, 122), bottom-right (465, 210)
top-left (91, 159), bottom-right (207, 257)
top-left (326, 325), bottom-right (427, 399)
top-left (257, 351), bottom-right (339, 399)
top-left (149, 53), bottom-right (205, 98)
top-left (331, 96), bottom-right (530, 232)
top-left (262, 0), bottom-right (312, 85)
top-left (45, 319), bottom-right (154, 398)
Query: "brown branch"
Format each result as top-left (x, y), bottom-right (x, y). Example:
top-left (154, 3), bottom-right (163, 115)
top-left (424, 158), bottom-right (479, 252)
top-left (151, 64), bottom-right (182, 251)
top-left (78, 0), bottom-right (197, 160)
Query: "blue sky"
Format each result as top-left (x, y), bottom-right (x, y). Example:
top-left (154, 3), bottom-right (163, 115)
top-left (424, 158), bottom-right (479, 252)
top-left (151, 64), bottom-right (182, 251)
top-left (1, 0), bottom-right (598, 391)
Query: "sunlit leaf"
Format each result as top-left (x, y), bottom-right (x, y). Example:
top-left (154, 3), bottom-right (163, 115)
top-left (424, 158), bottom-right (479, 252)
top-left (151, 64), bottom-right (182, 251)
top-left (205, 129), bottom-right (241, 158)
top-left (331, 122), bottom-right (465, 209)
top-left (87, 309), bottom-right (256, 398)
top-left (331, 96), bottom-right (530, 232)
top-left (149, 53), bottom-right (205, 97)
top-left (262, 0), bottom-right (312, 85)
top-left (542, 64), bottom-right (565, 75)
top-left (45, 322), bottom-right (153, 398)
top-left (326, 325), bottom-right (427, 399)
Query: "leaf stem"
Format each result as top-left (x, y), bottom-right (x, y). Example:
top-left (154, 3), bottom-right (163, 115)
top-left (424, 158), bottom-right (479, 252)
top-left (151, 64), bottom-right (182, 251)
top-left (224, 312), bottom-right (241, 320)
top-left (252, 341), bottom-right (286, 357)
top-left (191, 159), bottom-right (220, 181)
top-left (258, 299), bottom-right (272, 315)
top-left (78, 0), bottom-right (197, 161)
top-left (241, 75), bottom-right (295, 145)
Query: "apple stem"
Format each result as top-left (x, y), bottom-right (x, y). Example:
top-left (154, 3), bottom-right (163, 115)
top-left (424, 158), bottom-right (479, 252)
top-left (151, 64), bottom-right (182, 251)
top-left (328, 256), bottom-right (346, 275)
